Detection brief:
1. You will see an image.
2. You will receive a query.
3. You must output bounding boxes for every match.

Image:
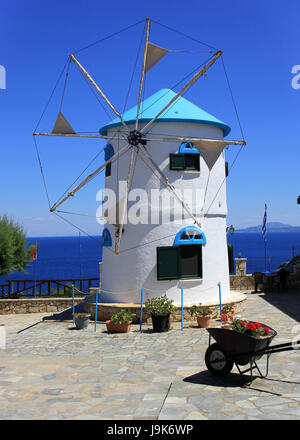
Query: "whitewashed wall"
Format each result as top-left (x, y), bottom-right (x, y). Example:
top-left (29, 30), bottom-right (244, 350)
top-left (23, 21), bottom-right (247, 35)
top-left (100, 121), bottom-right (230, 305)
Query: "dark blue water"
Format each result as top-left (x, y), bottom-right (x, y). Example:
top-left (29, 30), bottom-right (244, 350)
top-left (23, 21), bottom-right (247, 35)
top-left (1, 232), bottom-right (300, 284)
top-left (1, 236), bottom-right (102, 283)
top-left (228, 232), bottom-right (300, 274)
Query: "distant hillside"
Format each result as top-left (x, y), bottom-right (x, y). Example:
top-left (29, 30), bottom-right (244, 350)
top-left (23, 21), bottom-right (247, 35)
top-left (236, 222), bottom-right (300, 233)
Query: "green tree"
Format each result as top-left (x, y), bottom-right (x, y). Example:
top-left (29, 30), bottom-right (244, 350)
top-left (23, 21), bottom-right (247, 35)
top-left (0, 214), bottom-right (34, 276)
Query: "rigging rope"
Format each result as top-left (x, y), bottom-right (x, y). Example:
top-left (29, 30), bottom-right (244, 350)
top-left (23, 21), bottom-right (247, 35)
top-left (52, 129), bottom-right (125, 207)
top-left (34, 57), bottom-right (69, 132)
top-left (151, 19), bottom-right (217, 50)
top-left (59, 58), bottom-right (71, 114)
top-left (33, 136), bottom-right (51, 209)
top-left (73, 19), bottom-right (145, 54)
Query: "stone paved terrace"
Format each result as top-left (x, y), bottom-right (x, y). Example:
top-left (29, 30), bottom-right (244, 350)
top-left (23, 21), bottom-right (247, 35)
top-left (0, 291), bottom-right (300, 420)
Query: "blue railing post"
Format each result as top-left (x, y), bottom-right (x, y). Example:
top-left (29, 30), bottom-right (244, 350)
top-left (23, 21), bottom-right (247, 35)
top-left (72, 284), bottom-right (75, 325)
top-left (218, 282), bottom-right (222, 318)
top-left (140, 288), bottom-right (144, 333)
top-left (94, 288), bottom-right (99, 333)
top-left (181, 287), bottom-right (184, 331)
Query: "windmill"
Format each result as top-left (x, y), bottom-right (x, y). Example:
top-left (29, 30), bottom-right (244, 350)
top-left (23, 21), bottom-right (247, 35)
top-left (33, 18), bottom-right (246, 304)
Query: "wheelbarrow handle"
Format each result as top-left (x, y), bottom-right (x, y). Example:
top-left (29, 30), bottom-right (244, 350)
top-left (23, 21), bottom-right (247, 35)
top-left (267, 339), bottom-right (300, 351)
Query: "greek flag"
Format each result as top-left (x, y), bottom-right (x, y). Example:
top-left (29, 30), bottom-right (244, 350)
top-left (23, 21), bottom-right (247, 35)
top-left (262, 204), bottom-right (267, 243)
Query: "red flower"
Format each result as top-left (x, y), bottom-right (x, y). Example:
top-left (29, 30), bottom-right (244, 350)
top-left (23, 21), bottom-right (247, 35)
top-left (220, 314), bottom-right (228, 322)
top-left (241, 321), bottom-right (245, 326)
top-left (255, 322), bottom-right (261, 328)
top-left (263, 327), bottom-right (270, 333)
top-left (247, 322), bottom-right (256, 331)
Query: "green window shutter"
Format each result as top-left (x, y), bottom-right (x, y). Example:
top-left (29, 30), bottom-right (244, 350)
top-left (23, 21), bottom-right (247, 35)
top-left (227, 243), bottom-right (234, 274)
top-left (170, 153), bottom-right (186, 170)
top-left (157, 246), bottom-right (181, 280)
top-left (225, 161), bottom-right (229, 177)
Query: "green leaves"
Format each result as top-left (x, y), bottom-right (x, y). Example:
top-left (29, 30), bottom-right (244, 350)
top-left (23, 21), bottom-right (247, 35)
top-left (111, 309), bottom-right (136, 324)
top-left (144, 294), bottom-right (176, 316)
top-left (189, 304), bottom-right (212, 317)
top-left (0, 214), bottom-right (32, 276)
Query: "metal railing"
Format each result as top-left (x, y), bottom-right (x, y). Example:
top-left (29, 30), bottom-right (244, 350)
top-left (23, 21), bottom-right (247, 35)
top-left (0, 278), bottom-right (99, 298)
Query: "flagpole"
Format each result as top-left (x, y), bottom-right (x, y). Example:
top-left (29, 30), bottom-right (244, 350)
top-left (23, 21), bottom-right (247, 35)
top-left (262, 204), bottom-right (267, 272)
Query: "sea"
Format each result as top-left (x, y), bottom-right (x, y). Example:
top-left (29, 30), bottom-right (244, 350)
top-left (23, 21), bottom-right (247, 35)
top-left (1, 232), bottom-right (300, 284)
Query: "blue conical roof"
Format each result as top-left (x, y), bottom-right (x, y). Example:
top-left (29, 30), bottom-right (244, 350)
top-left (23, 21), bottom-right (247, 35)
top-left (99, 89), bottom-right (231, 137)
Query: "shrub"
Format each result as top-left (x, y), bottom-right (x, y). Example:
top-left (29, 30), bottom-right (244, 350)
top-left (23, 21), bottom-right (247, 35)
top-left (190, 304), bottom-right (213, 317)
top-left (0, 214), bottom-right (34, 276)
top-left (144, 294), bottom-right (176, 316)
top-left (110, 309), bottom-right (136, 324)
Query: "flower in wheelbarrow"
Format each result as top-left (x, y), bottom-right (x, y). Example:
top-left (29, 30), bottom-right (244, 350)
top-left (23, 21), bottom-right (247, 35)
top-left (263, 327), bottom-right (270, 334)
top-left (255, 322), bottom-right (262, 328)
top-left (247, 322), bottom-right (257, 331)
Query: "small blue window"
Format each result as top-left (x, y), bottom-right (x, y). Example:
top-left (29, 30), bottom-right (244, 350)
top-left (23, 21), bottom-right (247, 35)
top-left (178, 142), bottom-right (199, 155)
top-left (104, 144), bottom-right (114, 177)
top-left (102, 228), bottom-right (112, 247)
top-left (174, 225), bottom-right (206, 245)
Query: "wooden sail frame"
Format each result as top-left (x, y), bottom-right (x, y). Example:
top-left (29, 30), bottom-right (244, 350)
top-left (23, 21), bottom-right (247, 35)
top-left (34, 17), bottom-right (246, 255)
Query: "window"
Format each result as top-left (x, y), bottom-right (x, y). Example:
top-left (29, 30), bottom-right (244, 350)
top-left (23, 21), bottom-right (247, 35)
top-left (104, 144), bottom-right (114, 177)
top-left (157, 245), bottom-right (202, 280)
top-left (225, 161), bottom-right (229, 177)
top-left (102, 228), bottom-right (112, 247)
top-left (169, 142), bottom-right (200, 171)
top-left (157, 226), bottom-right (206, 280)
top-left (174, 225), bottom-right (206, 245)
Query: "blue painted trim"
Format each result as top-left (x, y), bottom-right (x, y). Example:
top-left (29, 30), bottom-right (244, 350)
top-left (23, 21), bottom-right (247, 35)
top-left (100, 118), bottom-right (231, 137)
top-left (102, 228), bottom-right (112, 247)
top-left (104, 144), bottom-right (114, 160)
top-left (72, 284), bottom-right (75, 325)
top-left (140, 288), bottom-right (144, 333)
top-left (178, 142), bottom-right (199, 154)
top-left (173, 225), bottom-right (206, 245)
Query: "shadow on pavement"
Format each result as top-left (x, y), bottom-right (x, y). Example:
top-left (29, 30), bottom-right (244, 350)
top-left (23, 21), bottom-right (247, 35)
top-left (183, 370), bottom-right (284, 395)
top-left (257, 292), bottom-right (300, 323)
top-left (42, 301), bottom-right (86, 322)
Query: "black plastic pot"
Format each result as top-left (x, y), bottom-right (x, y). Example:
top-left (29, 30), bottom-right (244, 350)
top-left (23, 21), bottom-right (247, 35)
top-left (151, 313), bottom-right (170, 333)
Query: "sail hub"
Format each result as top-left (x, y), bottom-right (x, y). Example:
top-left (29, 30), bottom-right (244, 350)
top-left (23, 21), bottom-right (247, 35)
top-left (127, 130), bottom-right (145, 147)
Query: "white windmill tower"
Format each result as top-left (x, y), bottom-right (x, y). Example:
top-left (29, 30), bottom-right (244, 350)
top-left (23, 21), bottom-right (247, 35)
top-left (33, 18), bottom-right (245, 306)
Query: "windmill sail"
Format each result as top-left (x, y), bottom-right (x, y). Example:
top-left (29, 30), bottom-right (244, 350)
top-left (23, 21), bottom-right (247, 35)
top-left (145, 42), bottom-right (168, 73)
top-left (52, 112), bottom-right (75, 134)
top-left (193, 140), bottom-right (225, 170)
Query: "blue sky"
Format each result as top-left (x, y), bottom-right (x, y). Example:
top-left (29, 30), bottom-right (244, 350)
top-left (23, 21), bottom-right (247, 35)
top-left (0, 0), bottom-right (299, 236)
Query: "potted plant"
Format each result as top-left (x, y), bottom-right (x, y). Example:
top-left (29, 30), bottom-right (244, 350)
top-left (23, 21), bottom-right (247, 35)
top-left (220, 303), bottom-right (235, 323)
top-left (144, 294), bottom-right (176, 333)
top-left (190, 304), bottom-right (213, 328)
top-left (72, 313), bottom-right (91, 330)
top-left (106, 309), bottom-right (136, 333)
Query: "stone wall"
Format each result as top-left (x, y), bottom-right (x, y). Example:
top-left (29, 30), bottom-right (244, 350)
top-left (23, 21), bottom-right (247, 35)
top-left (230, 275), bottom-right (255, 291)
top-left (83, 291), bottom-right (247, 323)
top-left (0, 298), bottom-right (84, 315)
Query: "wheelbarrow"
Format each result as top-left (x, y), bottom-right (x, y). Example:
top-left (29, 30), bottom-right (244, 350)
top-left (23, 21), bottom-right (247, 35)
top-left (205, 322), bottom-right (300, 385)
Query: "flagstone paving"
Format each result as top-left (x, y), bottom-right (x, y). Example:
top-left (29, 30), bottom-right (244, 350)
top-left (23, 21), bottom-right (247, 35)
top-left (0, 291), bottom-right (300, 420)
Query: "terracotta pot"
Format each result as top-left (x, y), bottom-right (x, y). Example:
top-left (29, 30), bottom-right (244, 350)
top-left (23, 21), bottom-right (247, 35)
top-left (196, 314), bottom-right (211, 328)
top-left (106, 320), bottom-right (132, 333)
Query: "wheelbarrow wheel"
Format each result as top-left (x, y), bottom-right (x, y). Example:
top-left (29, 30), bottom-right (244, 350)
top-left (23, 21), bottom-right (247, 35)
top-left (205, 343), bottom-right (234, 376)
